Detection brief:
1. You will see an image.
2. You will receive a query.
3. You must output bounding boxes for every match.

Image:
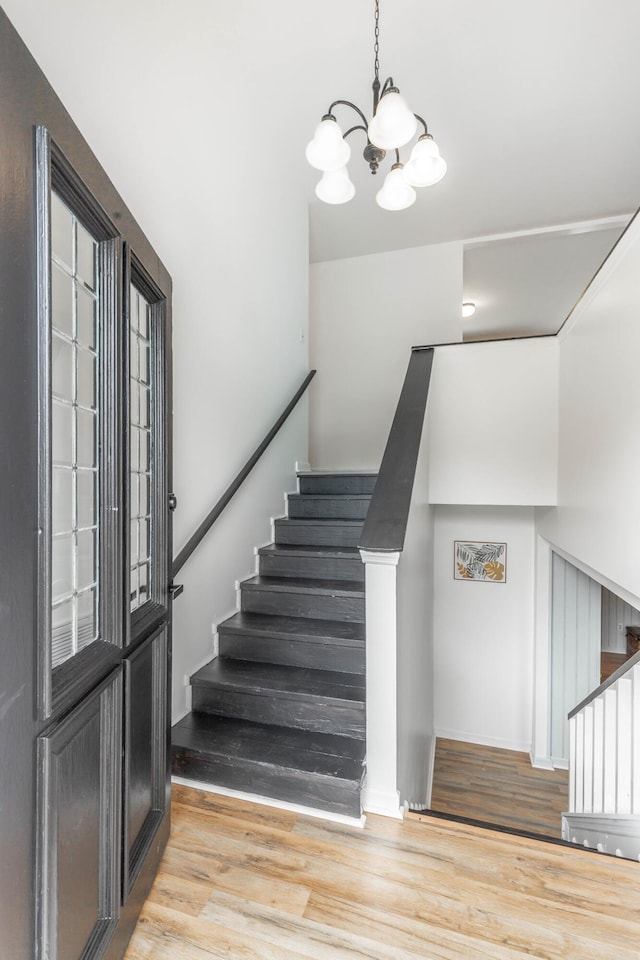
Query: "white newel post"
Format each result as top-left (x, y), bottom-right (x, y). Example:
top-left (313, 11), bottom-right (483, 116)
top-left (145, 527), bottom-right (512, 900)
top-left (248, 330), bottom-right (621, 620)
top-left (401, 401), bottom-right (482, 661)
top-left (359, 549), bottom-right (403, 819)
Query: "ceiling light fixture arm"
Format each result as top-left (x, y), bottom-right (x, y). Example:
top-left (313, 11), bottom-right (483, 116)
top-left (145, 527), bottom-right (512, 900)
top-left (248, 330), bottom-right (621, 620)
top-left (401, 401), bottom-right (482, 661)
top-left (414, 114), bottom-right (432, 138)
top-left (343, 124), bottom-right (369, 140)
top-left (326, 100), bottom-right (387, 175)
top-left (326, 100), bottom-right (369, 128)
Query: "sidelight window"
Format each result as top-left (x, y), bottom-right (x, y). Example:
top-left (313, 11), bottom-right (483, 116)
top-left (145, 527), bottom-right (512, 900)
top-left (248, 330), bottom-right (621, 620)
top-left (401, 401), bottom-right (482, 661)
top-left (50, 193), bottom-right (100, 668)
top-left (129, 286), bottom-right (152, 611)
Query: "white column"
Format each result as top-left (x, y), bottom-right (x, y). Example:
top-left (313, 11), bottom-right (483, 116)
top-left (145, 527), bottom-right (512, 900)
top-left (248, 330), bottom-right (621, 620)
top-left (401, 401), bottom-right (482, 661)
top-left (532, 536), bottom-right (553, 768)
top-left (360, 549), bottom-right (403, 819)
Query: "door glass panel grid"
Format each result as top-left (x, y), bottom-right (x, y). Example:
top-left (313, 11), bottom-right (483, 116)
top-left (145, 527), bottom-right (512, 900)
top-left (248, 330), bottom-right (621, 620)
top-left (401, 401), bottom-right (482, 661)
top-left (129, 286), bottom-right (152, 612)
top-left (50, 192), bottom-right (100, 668)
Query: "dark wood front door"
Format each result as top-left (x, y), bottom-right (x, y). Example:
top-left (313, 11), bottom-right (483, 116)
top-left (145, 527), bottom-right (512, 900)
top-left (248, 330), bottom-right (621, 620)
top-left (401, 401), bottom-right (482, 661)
top-left (0, 10), bottom-right (173, 960)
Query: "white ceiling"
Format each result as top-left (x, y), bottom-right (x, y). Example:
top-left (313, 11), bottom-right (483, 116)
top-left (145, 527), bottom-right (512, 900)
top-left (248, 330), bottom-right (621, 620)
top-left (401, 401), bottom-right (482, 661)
top-left (5, 0), bottom-right (640, 342)
top-left (300, 0), bottom-right (640, 264)
top-left (462, 224), bottom-right (625, 339)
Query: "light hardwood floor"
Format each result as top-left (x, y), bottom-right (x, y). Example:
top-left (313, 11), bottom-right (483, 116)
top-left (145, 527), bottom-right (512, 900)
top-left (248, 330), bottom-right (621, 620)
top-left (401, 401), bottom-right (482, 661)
top-left (428, 738), bottom-right (569, 839)
top-left (124, 784), bottom-right (640, 960)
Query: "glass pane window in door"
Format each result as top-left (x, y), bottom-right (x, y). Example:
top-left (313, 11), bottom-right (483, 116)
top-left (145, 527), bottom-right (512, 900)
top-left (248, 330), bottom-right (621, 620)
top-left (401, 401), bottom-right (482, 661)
top-left (130, 287), bottom-right (153, 611)
top-left (50, 192), bottom-right (100, 668)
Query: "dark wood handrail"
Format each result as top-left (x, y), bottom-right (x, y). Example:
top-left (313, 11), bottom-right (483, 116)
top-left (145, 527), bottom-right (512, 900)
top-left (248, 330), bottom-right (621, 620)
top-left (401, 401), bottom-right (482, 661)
top-left (172, 370), bottom-right (316, 580)
top-left (359, 348), bottom-right (434, 554)
top-left (569, 648), bottom-right (640, 719)
top-left (411, 333), bottom-right (556, 351)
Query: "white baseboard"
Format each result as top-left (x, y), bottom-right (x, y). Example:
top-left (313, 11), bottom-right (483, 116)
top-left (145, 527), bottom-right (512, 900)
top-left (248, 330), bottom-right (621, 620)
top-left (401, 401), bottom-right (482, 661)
top-left (211, 604), bottom-right (239, 640)
top-left (171, 703), bottom-right (192, 725)
top-left (425, 735), bottom-right (437, 807)
top-left (551, 757), bottom-right (569, 770)
top-left (171, 776), bottom-right (366, 828)
top-left (295, 461), bottom-right (311, 474)
top-left (434, 727), bottom-right (531, 754)
top-left (361, 785), bottom-right (404, 820)
top-left (530, 752), bottom-right (555, 770)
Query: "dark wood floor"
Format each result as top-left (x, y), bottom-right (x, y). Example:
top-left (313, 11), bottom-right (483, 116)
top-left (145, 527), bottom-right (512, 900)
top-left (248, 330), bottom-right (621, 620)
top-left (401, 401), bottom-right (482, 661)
top-left (427, 738), bottom-right (569, 839)
top-left (601, 651), bottom-right (628, 683)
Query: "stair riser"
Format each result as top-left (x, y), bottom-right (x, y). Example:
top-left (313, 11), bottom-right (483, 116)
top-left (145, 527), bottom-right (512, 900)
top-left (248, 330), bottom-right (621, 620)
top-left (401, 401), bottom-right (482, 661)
top-left (218, 633), bottom-right (365, 674)
top-left (171, 748), bottom-right (362, 817)
top-left (241, 588), bottom-right (364, 623)
top-left (288, 498), bottom-right (370, 521)
top-left (192, 688), bottom-right (365, 739)
top-left (298, 475), bottom-right (377, 496)
top-left (274, 521), bottom-right (363, 547)
top-left (258, 553), bottom-right (365, 582)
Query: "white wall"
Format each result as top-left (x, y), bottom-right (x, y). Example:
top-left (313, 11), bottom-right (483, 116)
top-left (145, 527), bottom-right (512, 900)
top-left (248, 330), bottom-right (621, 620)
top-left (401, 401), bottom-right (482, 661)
top-left (428, 337), bottom-right (559, 505)
top-left (537, 217), bottom-right (640, 607)
top-left (550, 553), bottom-right (600, 765)
top-left (1, 1), bottom-right (311, 719)
top-left (309, 242), bottom-right (462, 470)
top-left (433, 505), bottom-right (536, 752)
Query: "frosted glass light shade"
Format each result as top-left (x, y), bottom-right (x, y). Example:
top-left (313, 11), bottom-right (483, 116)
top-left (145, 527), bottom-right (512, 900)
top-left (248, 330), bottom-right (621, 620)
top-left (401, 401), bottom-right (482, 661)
top-left (403, 135), bottom-right (447, 187)
top-left (368, 90), bottom-right (417, 150)
top-left (376, 165), bottom-right (416, 211)
top-left (306, 118), bottom-right (351, 171)
top-left (315, 167), bottom-right (355, 204)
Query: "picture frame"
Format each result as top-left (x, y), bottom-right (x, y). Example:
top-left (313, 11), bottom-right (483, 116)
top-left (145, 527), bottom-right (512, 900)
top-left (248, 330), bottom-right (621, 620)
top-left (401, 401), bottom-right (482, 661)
top-left (454, 541), bottom-right (507, 582)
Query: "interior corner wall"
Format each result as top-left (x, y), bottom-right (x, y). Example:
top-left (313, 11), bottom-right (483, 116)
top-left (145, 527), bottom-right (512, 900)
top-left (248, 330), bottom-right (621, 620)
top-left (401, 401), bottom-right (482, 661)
top-left (536, 218), bottom-right (640, 607)
top-left (432, 505), bottom-right (536, 752)
top-left (1, 0), bottom-right (311, 721)
top-left (309, 242), bottom-right (462, 470)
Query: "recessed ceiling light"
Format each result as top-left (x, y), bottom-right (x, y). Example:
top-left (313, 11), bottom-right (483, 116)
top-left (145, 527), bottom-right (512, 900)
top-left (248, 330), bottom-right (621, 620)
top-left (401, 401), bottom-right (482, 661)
top-left (462, 301), bottom-right (476, 318)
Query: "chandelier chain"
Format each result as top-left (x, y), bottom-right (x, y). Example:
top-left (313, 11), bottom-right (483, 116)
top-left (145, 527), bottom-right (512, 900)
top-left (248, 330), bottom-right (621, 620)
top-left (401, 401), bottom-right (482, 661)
top-left (374, 0), bottom-right (380, 81)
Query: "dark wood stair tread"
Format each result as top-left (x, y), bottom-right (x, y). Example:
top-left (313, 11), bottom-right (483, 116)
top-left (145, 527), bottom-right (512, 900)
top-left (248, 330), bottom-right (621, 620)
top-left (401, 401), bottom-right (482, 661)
top-left (218, 611), bottom-right (365, 645)
top-left (191, 658), bottom-right (365, 703)
top-left (296, 471), bottom-right (377, 478)
top-left (276, 518), bottom-right (364, 526)
top-left (241, 575), bottom-right (365, 598)
top-left (287, 493), bottom-right (372, 501)
top-left (258, 544), bottom-right (362, 559)
top-left (172, 713), bottom-right (365, 777)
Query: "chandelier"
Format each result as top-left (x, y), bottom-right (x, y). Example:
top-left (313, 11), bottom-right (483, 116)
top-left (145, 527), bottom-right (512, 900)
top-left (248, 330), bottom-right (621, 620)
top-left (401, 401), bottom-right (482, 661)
top-left (306, 0), bottom-right (447, 211)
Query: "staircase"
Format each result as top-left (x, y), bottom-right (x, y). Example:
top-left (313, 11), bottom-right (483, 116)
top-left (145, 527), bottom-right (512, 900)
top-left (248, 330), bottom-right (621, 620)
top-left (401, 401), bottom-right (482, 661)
top-left (563, 652), bottom-right (640, 858)
top-left (171, 471), bottom-right (376, 818)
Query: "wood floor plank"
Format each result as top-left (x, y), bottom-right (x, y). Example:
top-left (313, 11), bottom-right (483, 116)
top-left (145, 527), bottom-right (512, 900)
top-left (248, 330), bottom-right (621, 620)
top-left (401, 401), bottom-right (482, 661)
top-left (429, 738), bottom-right (569, 837)
top-left (124, 787), bottom-right (640, 960)
top-left (126, 902), bottom-right (308, 960)
top-left (201, 888), bottom-right (427, 960)
top-left (200, 862), bottom-right (311, 917)
top-left (143, 872), bottom-right (213, 918)
top-left (171, 783), bottom-right (298, 831)
top-left (303, 890), bottom-right (535, 960)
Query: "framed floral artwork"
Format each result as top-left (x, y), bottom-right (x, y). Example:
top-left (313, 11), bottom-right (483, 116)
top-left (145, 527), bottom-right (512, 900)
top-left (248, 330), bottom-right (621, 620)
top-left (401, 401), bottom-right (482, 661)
top-left (454, 541), bottom-right (506, 582)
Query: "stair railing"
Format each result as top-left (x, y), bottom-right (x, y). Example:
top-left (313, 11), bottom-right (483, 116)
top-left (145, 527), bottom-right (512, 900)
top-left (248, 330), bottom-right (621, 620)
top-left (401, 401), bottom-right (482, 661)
top-left (359, 347), bottom-right (434, 553)
top-left (171, 370), bottom-right (316, 589)
top-left (567, 649), bottom-right (640, 818)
